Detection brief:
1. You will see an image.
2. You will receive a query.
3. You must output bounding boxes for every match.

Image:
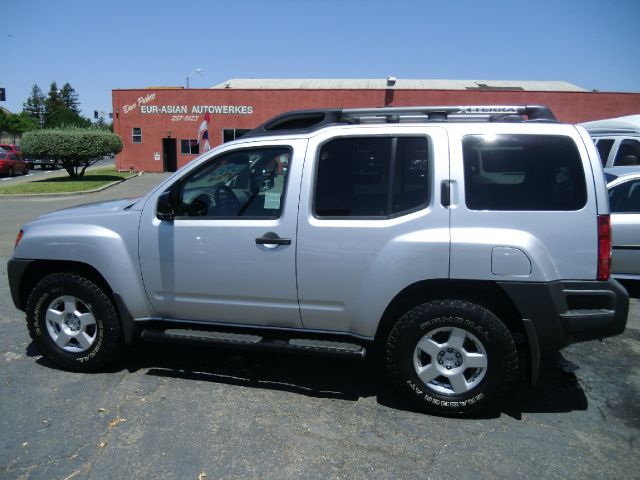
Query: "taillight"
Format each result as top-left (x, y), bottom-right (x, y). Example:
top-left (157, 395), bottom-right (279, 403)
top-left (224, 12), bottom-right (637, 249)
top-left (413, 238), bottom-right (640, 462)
top-left (597, 215), bottom-right (611, 281)
top-left (14, 229), bottom-right (23, 250)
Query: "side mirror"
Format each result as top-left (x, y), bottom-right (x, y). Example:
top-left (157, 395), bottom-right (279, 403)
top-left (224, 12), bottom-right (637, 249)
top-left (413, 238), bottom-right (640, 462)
top-left (156, 191), bottom-right (175, 221)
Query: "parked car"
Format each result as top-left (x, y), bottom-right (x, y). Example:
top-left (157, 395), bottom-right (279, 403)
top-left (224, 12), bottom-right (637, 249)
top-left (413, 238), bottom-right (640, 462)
top-left (606, 168), bottom-right (640, 279)
top-left (8, 105), bottom-right (629, 416)
top-left (0, 147), bottom-right (29, 176)
top-left (29, 157), bottom-right (58, 169)
top-left (0, 143), bottom-right (21, 155)
top-left (580, 115), bottom-right (640, 168)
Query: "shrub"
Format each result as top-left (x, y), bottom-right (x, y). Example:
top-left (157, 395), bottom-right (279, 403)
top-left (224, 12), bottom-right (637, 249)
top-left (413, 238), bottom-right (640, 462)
top-left (21, 128), bottom-right (123, 177)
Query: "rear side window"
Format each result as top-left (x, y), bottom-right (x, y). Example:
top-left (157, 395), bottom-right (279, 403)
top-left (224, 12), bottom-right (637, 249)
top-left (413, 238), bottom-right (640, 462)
top-left (613, 139), bottom-right (640, 166)
top-left (315, 136), bottom-right (430, 218)
top-left (463, 134), bottom-right (587, 211)
top-left (595, 139), bottom-right (614, 166)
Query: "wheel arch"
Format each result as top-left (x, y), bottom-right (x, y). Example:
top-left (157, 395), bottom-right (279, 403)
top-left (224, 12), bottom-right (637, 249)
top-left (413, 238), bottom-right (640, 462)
top-left (18, 260), bottom-right (138, 345)
top-left (375, 279), bottom-right (526, 344)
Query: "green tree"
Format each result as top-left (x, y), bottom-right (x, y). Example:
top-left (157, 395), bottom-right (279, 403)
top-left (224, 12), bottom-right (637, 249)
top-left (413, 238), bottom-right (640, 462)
top-left (23, 84), bottom-right (46, 122)
top-left (44, 81), bottom-right (65, 126)
top-left (0, 109), bottom-right (7, 133)
top-left (21, 128), bottom-right (123, 177)
top-left (59, 83), bottom-right (80, 113)
top-left (0, 111), bottom-right (39, 142)
top-left (47, 107), bottom-right (92, 128)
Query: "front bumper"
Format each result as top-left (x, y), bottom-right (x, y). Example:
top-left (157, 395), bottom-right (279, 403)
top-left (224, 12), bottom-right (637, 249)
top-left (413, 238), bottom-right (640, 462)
top-left (499, 278), bottom-right (629, 352)
top-left (7, 258), bottom-right (33, 311)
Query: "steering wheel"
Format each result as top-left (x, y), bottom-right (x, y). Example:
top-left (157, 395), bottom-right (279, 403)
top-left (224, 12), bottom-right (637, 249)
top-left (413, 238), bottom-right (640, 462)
top-left (187, 192), bottom-right (215, 216)
top-left (212, 185), bottom-right (242, 216)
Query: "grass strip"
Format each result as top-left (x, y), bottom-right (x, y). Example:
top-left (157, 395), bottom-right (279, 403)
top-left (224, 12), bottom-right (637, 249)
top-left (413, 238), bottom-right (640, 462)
top-left (0, 168), bottom-right (133, 194)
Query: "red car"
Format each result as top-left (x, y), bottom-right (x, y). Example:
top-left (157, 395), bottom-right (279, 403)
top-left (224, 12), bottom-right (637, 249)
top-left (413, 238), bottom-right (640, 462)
top-left (0, 145), bottom-right (29, 176)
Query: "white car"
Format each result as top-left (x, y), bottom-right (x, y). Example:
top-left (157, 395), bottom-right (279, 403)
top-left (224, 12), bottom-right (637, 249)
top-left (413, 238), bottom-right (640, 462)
top-left (606, 168), bottom-right (640, 279)
top-left (580, 115), bottom-right (640, 168)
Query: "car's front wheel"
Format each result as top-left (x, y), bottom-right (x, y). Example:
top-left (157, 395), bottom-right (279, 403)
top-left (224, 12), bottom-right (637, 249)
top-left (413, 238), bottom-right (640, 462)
top-left (26, 273), bottom-right (123, 371)
top-left (386, 300), bottom-right (517, 415)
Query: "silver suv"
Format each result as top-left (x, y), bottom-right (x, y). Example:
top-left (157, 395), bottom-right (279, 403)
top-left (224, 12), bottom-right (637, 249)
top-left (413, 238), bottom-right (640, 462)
top-left (8, 105), bottom-right (629, 415)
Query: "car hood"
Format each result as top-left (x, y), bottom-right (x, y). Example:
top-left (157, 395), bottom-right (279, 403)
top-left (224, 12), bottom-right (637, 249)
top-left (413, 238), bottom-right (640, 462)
top-left (38, 198), bottom-right (142, 220)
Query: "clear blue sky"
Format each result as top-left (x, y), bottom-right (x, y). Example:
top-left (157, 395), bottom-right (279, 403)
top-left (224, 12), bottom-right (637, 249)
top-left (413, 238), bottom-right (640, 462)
top-left (2, 0), bottom-right (639, 119)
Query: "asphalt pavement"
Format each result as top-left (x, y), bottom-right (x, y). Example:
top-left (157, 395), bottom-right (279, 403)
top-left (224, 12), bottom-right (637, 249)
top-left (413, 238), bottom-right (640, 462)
top-left (0, 175), bottom-right (638, 479)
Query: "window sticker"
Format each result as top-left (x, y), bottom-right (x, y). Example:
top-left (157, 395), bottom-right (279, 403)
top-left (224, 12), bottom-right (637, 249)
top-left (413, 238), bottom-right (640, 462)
top-left (264, 192), bottom-right (281, 210)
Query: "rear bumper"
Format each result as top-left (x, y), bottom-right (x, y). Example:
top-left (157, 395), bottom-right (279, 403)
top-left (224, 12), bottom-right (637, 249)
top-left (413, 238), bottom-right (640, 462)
top-left (499, 278), bottom-right (629, 351)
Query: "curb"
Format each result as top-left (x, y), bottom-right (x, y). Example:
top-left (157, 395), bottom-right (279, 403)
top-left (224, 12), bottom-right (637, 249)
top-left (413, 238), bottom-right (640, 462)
top-left (0, 173), bottom-right (140, 198)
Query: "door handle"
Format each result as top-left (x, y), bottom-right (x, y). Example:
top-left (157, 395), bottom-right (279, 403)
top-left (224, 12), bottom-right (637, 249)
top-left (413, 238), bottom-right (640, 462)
top-left (255, 232), bottom-right (291, 246)
top-left (441, 181), bottom-right (451, 207)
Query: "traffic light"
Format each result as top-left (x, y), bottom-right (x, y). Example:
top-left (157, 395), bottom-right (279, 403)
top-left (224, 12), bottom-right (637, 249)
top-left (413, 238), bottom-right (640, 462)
top-left (94, 110), bottom-right (99, 119)
top-left (0, 88), bottom-right (6, 101)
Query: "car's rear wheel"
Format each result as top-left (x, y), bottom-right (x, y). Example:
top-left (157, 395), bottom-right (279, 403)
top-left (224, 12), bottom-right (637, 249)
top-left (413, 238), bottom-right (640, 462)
top-left (26, 273), bottom-right (123, 371)
top-left (386, 300), bottom-right (517, 415)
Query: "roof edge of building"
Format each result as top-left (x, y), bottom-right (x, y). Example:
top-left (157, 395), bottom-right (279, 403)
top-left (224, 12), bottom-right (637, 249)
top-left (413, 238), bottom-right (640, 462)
top-left (208, 78), bottom-right (589, 92)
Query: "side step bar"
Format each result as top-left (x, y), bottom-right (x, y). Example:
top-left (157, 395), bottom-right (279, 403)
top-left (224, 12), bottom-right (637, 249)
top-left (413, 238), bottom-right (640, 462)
top-left (140, 327), bottom-right (367, 359)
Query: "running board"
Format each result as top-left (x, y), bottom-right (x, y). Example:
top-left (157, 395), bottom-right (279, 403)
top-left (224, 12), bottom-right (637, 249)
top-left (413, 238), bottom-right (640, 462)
top-left (140, 327), bottom-right (367, 359)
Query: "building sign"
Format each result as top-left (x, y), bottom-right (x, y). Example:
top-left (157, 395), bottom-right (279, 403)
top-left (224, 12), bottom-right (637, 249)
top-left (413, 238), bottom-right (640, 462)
top-left (121, 92), bottom-right (253, 117)
top-left (141, 105), bottom-right (253, 115)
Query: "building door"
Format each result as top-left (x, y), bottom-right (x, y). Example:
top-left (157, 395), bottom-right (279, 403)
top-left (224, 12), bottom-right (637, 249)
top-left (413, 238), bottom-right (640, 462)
top-left (162, 138), bottom-right (177, 172)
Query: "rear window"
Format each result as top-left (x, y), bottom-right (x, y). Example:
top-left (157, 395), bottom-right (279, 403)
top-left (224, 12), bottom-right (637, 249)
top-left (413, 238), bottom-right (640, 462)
top-left (463, 134), bottom-right (587, 211)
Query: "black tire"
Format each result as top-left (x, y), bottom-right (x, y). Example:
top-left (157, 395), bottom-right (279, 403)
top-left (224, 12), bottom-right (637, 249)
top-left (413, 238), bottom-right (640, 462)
top-left (8, 167), bottom-right (14, 177)
top-left (25, 273), bottom-right (123, 372)
top-left (386, 300), bottom-right (517, 415)
top-left (22, 165), bottom-right (29, 175)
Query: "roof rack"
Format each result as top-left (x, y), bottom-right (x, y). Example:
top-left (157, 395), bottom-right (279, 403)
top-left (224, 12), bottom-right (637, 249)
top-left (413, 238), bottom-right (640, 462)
top-left (243, 105), bottom-right (557, 138)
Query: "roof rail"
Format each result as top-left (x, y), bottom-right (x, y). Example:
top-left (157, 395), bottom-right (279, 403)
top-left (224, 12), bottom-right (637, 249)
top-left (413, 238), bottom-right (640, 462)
top-left (243, 105), bottom-right (557, 138)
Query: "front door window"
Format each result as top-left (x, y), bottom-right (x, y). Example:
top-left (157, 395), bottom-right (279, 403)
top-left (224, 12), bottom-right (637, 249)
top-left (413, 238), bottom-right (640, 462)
top-left (177, 147), bottom-right (291, 218)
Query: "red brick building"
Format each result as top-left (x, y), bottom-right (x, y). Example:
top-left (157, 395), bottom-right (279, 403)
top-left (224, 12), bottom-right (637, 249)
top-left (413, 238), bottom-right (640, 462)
top-left (112, 79), bottom-right (640, 172)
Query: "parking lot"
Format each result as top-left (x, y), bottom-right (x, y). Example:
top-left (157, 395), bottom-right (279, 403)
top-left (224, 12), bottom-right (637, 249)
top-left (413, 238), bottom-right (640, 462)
top-left (0, 174), bottom-right (638, 479)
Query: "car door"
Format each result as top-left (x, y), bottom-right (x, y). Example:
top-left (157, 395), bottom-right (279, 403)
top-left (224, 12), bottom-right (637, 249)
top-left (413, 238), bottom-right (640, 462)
top-left (296, 127), bottom-right (451, 337)
top-left (609, 177), bottom-right (640, 277)
top-left (138, 139), bottom-right (307, 329)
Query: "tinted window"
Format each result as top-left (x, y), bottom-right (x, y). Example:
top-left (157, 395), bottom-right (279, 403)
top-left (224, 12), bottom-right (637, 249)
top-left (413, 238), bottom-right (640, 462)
top-left (596, 139), bottom-right (614, 166)
top-left (315, 137), bottom-right (429, 218)
top-left (176, 147), bottom-right (290, 219)
top-left (463, 134), bottom-right (586, 211)
top-left (609, 179), bottom-right (640, 213)
top-left (613, 139), bottom-right (640, 166)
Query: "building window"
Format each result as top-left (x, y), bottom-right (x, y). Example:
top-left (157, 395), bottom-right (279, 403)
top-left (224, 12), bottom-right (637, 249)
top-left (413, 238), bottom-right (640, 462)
top-left (181, 139), bottom-right (200, 155)
top-left (222, 129), bottom-right (251, 143)
top-left (132, 128), bottom-right (142, 144)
